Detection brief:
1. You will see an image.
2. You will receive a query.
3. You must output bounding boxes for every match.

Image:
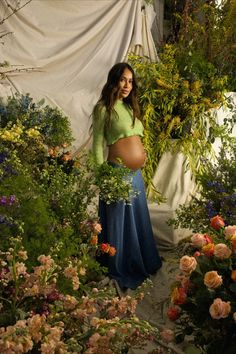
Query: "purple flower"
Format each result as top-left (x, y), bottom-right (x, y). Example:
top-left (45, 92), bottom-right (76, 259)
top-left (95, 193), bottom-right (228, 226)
top-left (8, 195), bottom-right (17, 206)
top-left (0, 196), bottom-right (7, 205)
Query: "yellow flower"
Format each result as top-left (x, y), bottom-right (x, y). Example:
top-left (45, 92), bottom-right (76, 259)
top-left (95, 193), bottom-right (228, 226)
top-left (26, 128), bottom-right (40, 138)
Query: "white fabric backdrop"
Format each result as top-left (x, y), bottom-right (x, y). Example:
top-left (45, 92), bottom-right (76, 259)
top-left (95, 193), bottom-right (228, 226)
top-left (0, 0), bottom-right (157, 149)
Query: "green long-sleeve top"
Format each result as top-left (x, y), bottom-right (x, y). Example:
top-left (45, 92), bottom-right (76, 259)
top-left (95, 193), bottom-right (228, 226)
top-left (92, 100), bottom-right (144, 165)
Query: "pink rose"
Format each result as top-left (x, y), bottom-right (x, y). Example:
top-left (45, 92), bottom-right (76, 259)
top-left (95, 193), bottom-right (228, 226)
top-left (179, 255), bottom-right (197, 274)
top-left (160, 328), bottom-right (175, 343)
top-left (204, 271), bottom-right (223, 289)
top-left (209, 298), bottom-right (231, 319)
top-left (214, 243), bottom-right (232, 259)
top-left (191, 233), bottom-right (207, 248)
top-left (224, 225), bottom-right (236, 239)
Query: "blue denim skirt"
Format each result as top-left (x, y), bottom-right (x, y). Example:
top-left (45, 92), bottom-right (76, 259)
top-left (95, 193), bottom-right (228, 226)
top-left (98, 165), bottom-right (162, 290)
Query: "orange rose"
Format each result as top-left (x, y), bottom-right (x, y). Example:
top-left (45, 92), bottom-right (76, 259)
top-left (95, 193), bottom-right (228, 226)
top-left (202, 243), bottom-right (215, 257)
top-left (210, 215), bottom-right (225, 230)
top-left (204, 271), bottom-right (223, 289)
top-left (171, 287), bottom-right (187, 305)
top-left (231, 270), bottom-right (236, 282)
top-left (108, 246), bottom-right (116, 257)
top-left (209, 298), bottom-right (231, 319)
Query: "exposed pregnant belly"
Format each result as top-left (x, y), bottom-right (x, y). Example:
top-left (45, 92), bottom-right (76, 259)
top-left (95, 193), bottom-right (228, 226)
top-left (107, 135), bottom-right (146, 170)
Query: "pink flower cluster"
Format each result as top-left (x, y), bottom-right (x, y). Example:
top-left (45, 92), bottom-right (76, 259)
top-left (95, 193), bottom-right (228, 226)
top-left (0, 238), bottom-right (156, 353)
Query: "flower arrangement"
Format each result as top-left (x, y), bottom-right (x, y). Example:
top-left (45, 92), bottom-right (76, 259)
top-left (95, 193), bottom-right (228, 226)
top-left (169, 142), bottom-right (236, 233)
top-left (0, 236), bottom-right (156, 354)
top-left (166, 216), bottom-right (236, 353)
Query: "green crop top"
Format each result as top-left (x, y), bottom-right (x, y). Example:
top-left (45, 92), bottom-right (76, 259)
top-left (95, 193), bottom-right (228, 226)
top-left (92, 100), bottom-right (144, 165)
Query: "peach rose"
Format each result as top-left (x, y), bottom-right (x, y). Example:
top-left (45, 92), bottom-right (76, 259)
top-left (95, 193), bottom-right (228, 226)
top-left (202, 243), bottom-right (215, 257)
top-left (214, 243), bottom-right (232, 259)
top-left (209, 298), bottom-right (231, 319)
top-left (204, 271), bottom-right (223, 289)
top-left (179, 255), bottom-right (197, 274)
top-left (233, 312), bottom-right (236, 322)
top-left (210, 215), bottom-right (225, 230)
top-left (93, 222), bottom-right (102, 234)
top-left (224, 225), bottom-right (236, 239)
top-left (191, 233), bottom-right (207, 248)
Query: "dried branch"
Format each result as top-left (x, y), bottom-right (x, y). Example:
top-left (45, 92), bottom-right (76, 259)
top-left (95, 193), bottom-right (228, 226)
top-left (0, 66), bottom-right (42, 79)
top-left (0, 0), bottom-right (33, 26)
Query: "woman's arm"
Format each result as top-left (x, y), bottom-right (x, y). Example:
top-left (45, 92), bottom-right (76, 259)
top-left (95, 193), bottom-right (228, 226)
top-left (92, 105), bottom-right (106, 165)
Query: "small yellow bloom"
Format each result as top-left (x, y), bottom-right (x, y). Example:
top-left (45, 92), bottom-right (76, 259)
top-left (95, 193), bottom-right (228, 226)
top-left (26, 128), bottom-right (40, 138)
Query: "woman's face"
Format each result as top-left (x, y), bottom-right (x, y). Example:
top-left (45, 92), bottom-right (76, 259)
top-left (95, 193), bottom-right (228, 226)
top-left (117, 68), bottom-right (133, 100)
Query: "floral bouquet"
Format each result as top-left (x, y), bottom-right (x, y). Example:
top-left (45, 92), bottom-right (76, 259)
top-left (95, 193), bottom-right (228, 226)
top-left (167, 215), bottom-right (236, 354)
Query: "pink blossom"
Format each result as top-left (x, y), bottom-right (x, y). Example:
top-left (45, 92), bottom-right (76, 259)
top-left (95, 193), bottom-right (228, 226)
top-left (214, 243), bottom-right (232, 259)
top-left (191, 233), bottom-right (207, 248)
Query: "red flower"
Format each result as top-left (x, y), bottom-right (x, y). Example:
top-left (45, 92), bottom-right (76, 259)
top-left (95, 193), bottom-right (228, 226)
top-left (204, 233), bottom-right (213, 244)
top-left (210, 215), bottom-right (225, 230)
top-left (167, 306), bottom-right (181, 321)
top-left (100, 243), bottom-right (110, 253)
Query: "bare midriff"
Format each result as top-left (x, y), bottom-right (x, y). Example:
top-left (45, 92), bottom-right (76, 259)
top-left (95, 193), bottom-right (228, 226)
top-left (107, 135), bottom-right (146, 170)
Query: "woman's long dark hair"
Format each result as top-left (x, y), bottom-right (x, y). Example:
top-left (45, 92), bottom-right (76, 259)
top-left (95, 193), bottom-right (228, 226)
top-left (93, 62), bottom-right (140, 126)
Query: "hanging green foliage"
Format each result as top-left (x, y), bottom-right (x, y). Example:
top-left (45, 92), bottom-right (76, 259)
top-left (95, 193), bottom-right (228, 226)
top-left (129, 45), bottom-right (235, 196)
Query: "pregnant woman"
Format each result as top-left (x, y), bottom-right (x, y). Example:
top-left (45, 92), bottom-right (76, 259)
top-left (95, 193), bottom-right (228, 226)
top-left (92, 62), bottom-right (162, 290)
